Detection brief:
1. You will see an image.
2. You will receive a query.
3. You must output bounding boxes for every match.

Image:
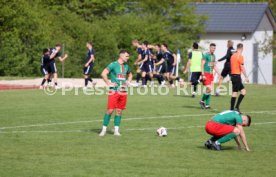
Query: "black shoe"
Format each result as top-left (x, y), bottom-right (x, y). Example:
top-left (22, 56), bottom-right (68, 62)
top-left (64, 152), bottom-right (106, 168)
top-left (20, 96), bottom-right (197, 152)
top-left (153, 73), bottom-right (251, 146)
top-left (211, 142), bottom-right (222, 151)
top-left (205, 105), bottom-right (211, 109)
top-left (204, 140), bottom-right (212, 149)
top-left (200, 101), bottom-right (205, 109)
top-left (192, 94), bottom-right (196, 98)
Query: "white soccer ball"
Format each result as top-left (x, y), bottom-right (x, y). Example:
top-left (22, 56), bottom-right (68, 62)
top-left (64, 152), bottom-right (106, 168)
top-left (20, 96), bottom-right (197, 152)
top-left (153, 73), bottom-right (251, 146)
top-left (156, 127), bottom-right (168, 137)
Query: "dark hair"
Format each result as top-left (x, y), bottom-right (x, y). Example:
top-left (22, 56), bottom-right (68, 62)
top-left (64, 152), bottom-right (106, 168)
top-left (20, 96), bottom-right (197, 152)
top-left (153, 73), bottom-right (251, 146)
top-left (246, 115), bottom-right (251, 126)
top-left (143, 41), bottom-right (149, 46)
top-left (119, 50), bottom-right (129, 54)
top-left (55, 43), bottom-right (61, 47)
top-left (162, 43), bottom-right (168, 48)
top-left (43, 48), bottom-right (49, 54)
top-left (156, 44), bottom-right (161, 48)
top-left (237, 43), bottom-right (243, 49)
top-left (193, 42), bottom-right (199, 49)
top-left (87, 41), bottom-right (93, 46)
top-left (210, 43), bottom-right (216, 47)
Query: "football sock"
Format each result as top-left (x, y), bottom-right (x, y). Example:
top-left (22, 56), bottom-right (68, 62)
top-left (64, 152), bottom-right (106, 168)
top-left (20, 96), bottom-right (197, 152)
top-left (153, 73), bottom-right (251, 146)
top-left (175, 77), bottom-right (180, 81)
top-left (103, 113), bottom-right (111, 126)
top-left (114, 126), bottom-right (119, 132)
top-left (201, 93), bottom-right (208, 101)
top-left (87, 77), bottom-right (92, 82)
top-left (142, 77), bottom-right (146, 86)
top-left (41, 79), bottom-right (46, 86)
top-left (85, 78), bottom-right (88, 86)
top-left (205, 93), bottom-right (211, 106)
top-left (192, 84), bottom-right (197, 92)
top-left (210, 136), bottom-right (219, 142)
top-left (217, 132), bottom-right (237, 144)
top-left (55, 82), bottom-right (58, 86)
top-left (47, 79), bottom-right (51, 83)
top-left (230, 97), bottom-right (236, 110)
top-left (114, 115), bottom-right (122, 126)
top-left (235, 94), bottom-right (245, 109)
top-left (169, 80), bottom-right (173, 85)
top-left (136, 73), bottom-right (141, 83)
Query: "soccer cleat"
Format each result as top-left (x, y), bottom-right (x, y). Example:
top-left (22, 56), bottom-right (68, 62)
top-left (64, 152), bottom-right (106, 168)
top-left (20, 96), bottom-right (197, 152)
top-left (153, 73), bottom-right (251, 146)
top-left (83, 86), bottom-right (88, 90)
top-left (192, 92), bottom-right (196, 98)
top-left (204, 140), bottom-right (212, 149)
top-left (114, 131), bottom-right (121, 136)
top-left (215, 92), bottom-right (220, 96)
top-left (235, 107), bottom-right (241, 114)
top-left (200, 101), bottom-right (206, 109)
top-left (99, 130), bottom-right (106, 137)
top-left (211, 142), bottom-right (222, 151)
top-left (205, 105), bottom-right (211, 109)
top-left (54, 85), bottom-right (61, 89)
top-left (39, 85), bottom-right (44, 89)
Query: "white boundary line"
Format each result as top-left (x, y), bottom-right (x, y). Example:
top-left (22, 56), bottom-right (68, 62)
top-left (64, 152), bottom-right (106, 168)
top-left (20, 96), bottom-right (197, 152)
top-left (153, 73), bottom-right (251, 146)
top-left (0, 110), bottom-right (276, 131)
top-left (0, 122), bottom-right (275, 134)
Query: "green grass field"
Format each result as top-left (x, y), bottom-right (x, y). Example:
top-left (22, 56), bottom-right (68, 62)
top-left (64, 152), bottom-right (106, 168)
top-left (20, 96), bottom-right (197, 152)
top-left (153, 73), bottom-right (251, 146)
top-left (0, 84), bottom-right (276, 177)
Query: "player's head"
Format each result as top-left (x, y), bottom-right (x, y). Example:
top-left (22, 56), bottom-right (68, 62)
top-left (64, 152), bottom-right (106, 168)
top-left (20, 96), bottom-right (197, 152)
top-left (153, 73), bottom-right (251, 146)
top-left (161, 43), bottom-right (168, 52)
top-left (86, 41), bottom-right (93, 48)
top-left (142, 41), bottom-right (149, 50)
top-left (242, 114), bottom-right (251, 127)
top-left (132, 39), bottom-right (140, 47)
top-left (237, 43), bottom-right (243, 52)
top-left (43, 48), bottom-right (50, 55)
top-left (55, 43), bottom-right (61, 51)
top-left (227, 40), bottom-right (234, 48)
top-left (156, 44), bottom-right (161, 51)
top-left (209, 43), bottom-right (216, 53)
top-left (193, 42), bottom-right (199, 49)
top-left (119, 50), bottom-right (130, 63)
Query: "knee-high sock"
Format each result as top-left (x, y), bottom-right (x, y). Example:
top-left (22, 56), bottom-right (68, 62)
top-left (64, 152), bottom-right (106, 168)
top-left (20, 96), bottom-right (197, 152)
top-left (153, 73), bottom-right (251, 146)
top-left (114, 115), bottom-right (122, 126)
top-left (230, 97), bottom-right (237, 110)
top-left (41, 79), bottom-right (46, 86)
top-left (103, 113), bottom-right (111, 126)
top-left (235, 94), bottom-right (245, 109)
top-left (142, 77), bottom-right (146, 86)
top-left (205, 94), bottom-right (211, 106)
top-left (85, 78), bottom-right (88, 86)
top-left (87, 77), bottom-right (92, 82)
top-left (217, 132), bottom-right (237, 144)
top-left (201, 93), bottom-right (208, 101)
top-left (154, 74), bottom-right (161, 84)
top-left (136, 73), bottom-right (141, 83)
top-left (192, 84), bottom-right (197, 92)
top-left (210, 136), bottom-right (219, 142)
top-left (169, 80), bottom-right (173, 85)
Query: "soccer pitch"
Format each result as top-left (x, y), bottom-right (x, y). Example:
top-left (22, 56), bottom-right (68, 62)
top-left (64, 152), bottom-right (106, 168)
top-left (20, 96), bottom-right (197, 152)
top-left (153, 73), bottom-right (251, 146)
top-left (0, 85), bottom-right (276, 177)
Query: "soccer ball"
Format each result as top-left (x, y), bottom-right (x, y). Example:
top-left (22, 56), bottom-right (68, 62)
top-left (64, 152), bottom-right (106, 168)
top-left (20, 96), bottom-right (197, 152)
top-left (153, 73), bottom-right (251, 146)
top-left (156, 127), bottom-right (168, 137)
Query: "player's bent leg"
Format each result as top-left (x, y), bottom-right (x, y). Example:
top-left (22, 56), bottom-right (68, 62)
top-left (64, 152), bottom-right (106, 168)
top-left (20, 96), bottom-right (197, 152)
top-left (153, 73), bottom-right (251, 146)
top-left (99, 109), bottom-right (114, 137)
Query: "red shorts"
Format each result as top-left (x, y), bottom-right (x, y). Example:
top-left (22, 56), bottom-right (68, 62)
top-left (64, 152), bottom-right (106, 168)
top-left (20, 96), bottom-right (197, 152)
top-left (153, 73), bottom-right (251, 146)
top-left (107, 91), bottom-right (127, 110)
top-left (203, 72), bottom-right (214, 86)
top-left (205, 121), bottom-right (235, 137)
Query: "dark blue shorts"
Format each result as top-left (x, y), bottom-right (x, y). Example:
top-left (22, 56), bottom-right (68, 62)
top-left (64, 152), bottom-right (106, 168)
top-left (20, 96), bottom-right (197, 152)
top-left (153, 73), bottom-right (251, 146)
top-left (141, 62), bottom-right (153, 73)
top-left (40, 66), bottom-right (49, 75)
top-left (83, 64), bottom-right (94, 75)
top-left (49, 62), bottom-right (57, 73)
top-left (190, 72), bottom-right (201, 83)
top-left (167, 65), bottom-right (176, 75)
top-left (156, 64), bottom-right (167, 74)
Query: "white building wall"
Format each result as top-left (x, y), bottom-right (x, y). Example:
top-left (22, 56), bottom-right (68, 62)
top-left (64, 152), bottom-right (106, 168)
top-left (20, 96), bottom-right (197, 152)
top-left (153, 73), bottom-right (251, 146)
top-left (199, 14), bottom-right (273, 85)
top-left (253, 14), bottom-right (274, 85)
top-left (199, 33), bottom-right (254, 83)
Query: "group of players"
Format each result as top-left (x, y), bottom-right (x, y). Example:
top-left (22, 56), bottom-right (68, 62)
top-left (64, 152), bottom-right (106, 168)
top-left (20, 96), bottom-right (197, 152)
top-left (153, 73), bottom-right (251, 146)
top-left (39, 40), bottom-right (252, 151)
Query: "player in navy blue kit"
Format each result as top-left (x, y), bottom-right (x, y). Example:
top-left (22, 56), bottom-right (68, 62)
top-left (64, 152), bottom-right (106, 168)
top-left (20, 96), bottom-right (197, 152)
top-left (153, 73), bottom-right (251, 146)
top-left (132, 39), bottom-right (143, 85)
top-left (49, 44), bottom-right (68, 89)
top-left (83, 42), bottom-right (96, 89)
top-left (152, 44), bottom-right (166, 86)
top-left (39, 48), bottom-right (51, 89)
top-left (140, 41), bottom-right (153, 87)
top-left (161, 43), bottom-right (179, 88)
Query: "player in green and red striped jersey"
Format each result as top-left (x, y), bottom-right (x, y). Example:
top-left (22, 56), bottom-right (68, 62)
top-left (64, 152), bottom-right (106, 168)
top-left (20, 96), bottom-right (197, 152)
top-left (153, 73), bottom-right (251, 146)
top-left (205, 110), bottom-right (251, 151)
top-left (99, 50), bottom-right (133, 136)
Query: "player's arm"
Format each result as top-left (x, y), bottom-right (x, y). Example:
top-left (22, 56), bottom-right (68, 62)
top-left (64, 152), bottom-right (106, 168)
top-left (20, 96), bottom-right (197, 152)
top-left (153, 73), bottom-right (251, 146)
top-left (241, 65), bottom-right (249, 83)
top-left (183, 59), bottom-right (190, 74)
top-left (234, 136), bottom-right (242, 150)
top-left (201, 58), bottom-right (206, 80)
top-left (134, 54), bottom-right (142, 65)
top-left (213, 62), bottom-right (220, 77)
top-left (85, 54), bottom-right (95, 67)
top-left (58, 54), bottom-right (68, 62)
top-left (127, 72), bottom-right (133, 84)
top-left (237, 124), bottom-right (250, 151)
top-left (101, 68), bottom-right (117, 87)
top-left (155, 58), bottom-right (165, 66)
top-left (50, 49), bottom-right (60, 60)
top-left (172, 53), bottom-right (177, 66)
